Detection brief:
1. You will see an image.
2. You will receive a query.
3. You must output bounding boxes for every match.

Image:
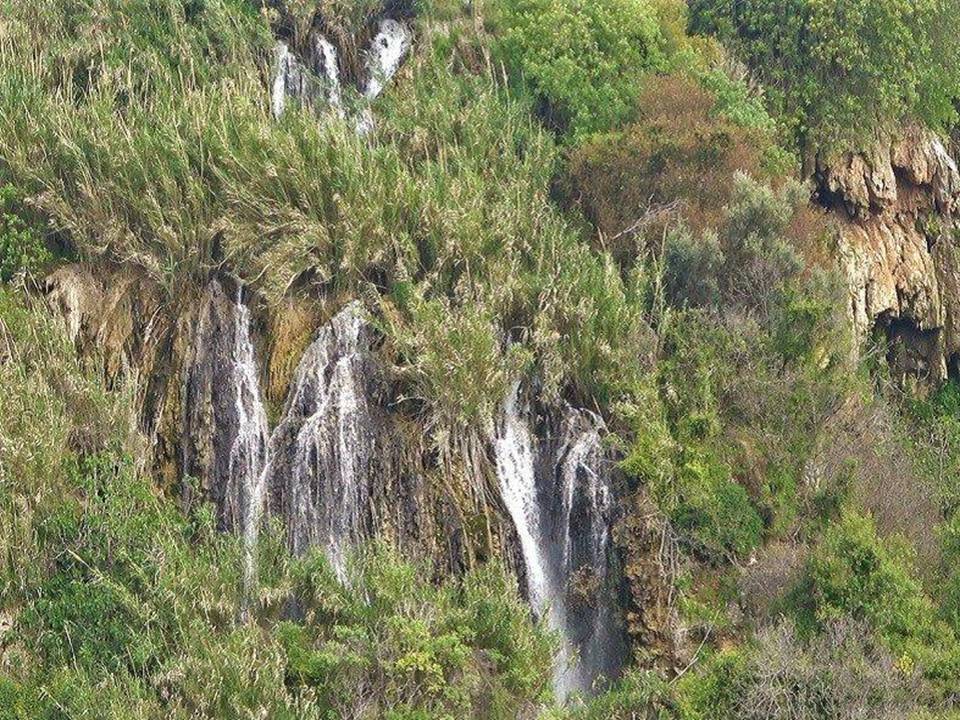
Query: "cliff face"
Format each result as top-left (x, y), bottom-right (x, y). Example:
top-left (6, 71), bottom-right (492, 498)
top-left (39, 262), bottom-right (631, 690)
top-left (818, 126), bottom-right (960, 384)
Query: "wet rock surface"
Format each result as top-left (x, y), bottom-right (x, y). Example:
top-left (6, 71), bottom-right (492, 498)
top-left (494, 384), bottom-right (627, 698)
top-left (181, 279), bottom-right (270, 535)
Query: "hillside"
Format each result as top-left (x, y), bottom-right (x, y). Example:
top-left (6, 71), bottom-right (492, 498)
top-left (2, 1), bottom-right (960, 718)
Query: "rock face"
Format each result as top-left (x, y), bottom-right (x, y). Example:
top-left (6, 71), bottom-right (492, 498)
top-left (42, 267), bottom-right (628, 697)
top-left (43, 263), bottom-right (185, 486)
top-left (818, 126), bottom-right (960, 384)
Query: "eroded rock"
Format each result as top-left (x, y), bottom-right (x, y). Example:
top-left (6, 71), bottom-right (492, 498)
top-left (819, 127), bottom-right (960, 384)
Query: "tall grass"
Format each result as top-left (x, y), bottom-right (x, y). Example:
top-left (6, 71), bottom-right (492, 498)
top-left (0, 0), bottom-right (653, 426)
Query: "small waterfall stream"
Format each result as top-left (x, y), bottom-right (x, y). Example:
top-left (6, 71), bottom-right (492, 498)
top-left (182, 281), bottom-right (270, 591)
top-left (227, 290), bottom-right (271, 589)
top-left (271, 17), bottom-right (411, 133)
top-left (186, 293), bottom-right (380, 586)
top-left (265, 302), bottom-right (379, 579)
top-left (493, 383), bottom-right (625, 699)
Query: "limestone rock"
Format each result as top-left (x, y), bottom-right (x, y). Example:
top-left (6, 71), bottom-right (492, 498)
top-left (820, 127), bottom-right (960, 384)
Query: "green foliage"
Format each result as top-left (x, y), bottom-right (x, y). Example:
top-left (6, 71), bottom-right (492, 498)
top-left (548, 669), bottom-right (669, 720)
top-left (689, 0), bottom-right (960, 150)
top-left (673, 450), bottom-right (764, 561)
top-left (792, 511), bottom-right (960, 694)
top-left (5, 0), bottom-right (960, 717)
top-left (0, 185), bottom-right (49, 282)
top-left (798, 512), bottom-right (932, 641)
top-left (673, 650), bottom-right (745, 720)
top-left (0, 1), bottom-right (657, 425)
top-left (489, 0), bottom-right (668, 138)
top-left (0, 290), bottom-right (129, 603)
top-left (282, 549), bottom-right (555, 718)
top-left (697, 68), bottom-right (775, 133)
top-left (619, 171), bottom-right (845, 561)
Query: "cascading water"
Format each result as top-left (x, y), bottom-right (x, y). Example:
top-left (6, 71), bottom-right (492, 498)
top-left (181, 281), bottom-right (270, 589)
top-left (315, 35), bottom-right (343, 114)
top-left (493, 384), bottom-right (577, 695)
top-left (547, 406), bottom-right (627, 697)
top-left (270, 17), bottom-right (411, 134)
top-left (493, 383), bottom-right (625, 700)
top-left (266, 302), bottom-right (380, 579)
top-left (355, 18), bottom-right (413, 134)
top-left (363, 19), bottom-right (413, 100)
top-left (182, 288), bottom-right (625, 680)
top-left (271, 36), bottom-right (344, 120)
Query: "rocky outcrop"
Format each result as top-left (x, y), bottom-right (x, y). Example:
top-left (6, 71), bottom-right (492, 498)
top-left (43, 263), bottom-right (186, 486)
top-left (614, 490), bottom-right (677, 672)
top-left (818, 126), bottom-right (960, 384)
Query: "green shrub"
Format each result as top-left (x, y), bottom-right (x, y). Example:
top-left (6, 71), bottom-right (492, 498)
top-left (283, 547), bottom-right (556, 719)
top-left (0, 185), bottom-right (49, 282)
top-left (689, 0), bottom-right (960, 150)
top-left (490, 0), bottom-right (667, 138)
top-left (798, 511), bottom-right (933, 642)
top-left (673, 649), bottom-right (745, 720)
top-left (673, 450), bottom-right (764, 561)
top-left (548, 669), bottom-right (670, 720)
top-left (792, 511), bottom-right (960, 694)
top-left (566, 73), bottom-right (770, 250)
top-left (662, 226), bottom-right (724, 308)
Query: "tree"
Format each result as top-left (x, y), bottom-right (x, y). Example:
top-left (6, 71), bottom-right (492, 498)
top-left (689, 0), bottom-right (960, 152)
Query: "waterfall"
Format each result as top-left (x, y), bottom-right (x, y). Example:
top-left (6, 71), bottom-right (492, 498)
top-left (229, 290), bottom-right (271, 589)
top-left (493, 384), bottom-right (625, 700)
top-left (548, 406), bottom-right (626, 697)
top-left (271, 36), bottom-right (344, 120)
top-left (493, 384), bottom-right (577, 696)
top-left (182, 281), bottom-right (270, 589)
top-left (185, 292), bottom-right (384, 588)
top-left (314, 35), bottom-right (343, 114)
top-left (266, 302), bottom-right (380, 579)
top-left (355, 18), bottom-right (413, 135)
top-left (363, 19), bottom-right (413, 100)
top-left (181, 286), bottom-right (627, 680)
top-left (271, 18), bottom-right (411, 133)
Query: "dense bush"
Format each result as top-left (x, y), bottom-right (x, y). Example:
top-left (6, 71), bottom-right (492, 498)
top-left (689, 0), bottom-right (960, 151)
top-left (791, 511), bottom-right (960, 695)
top-left (281, 549), bottom-right (555, 719)
top-left (567, 74), bottom-right (771, 253)
top-left (489, 0), bottom-right (668, 138)
top-left (0, 186), bottom-right (50, 282)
